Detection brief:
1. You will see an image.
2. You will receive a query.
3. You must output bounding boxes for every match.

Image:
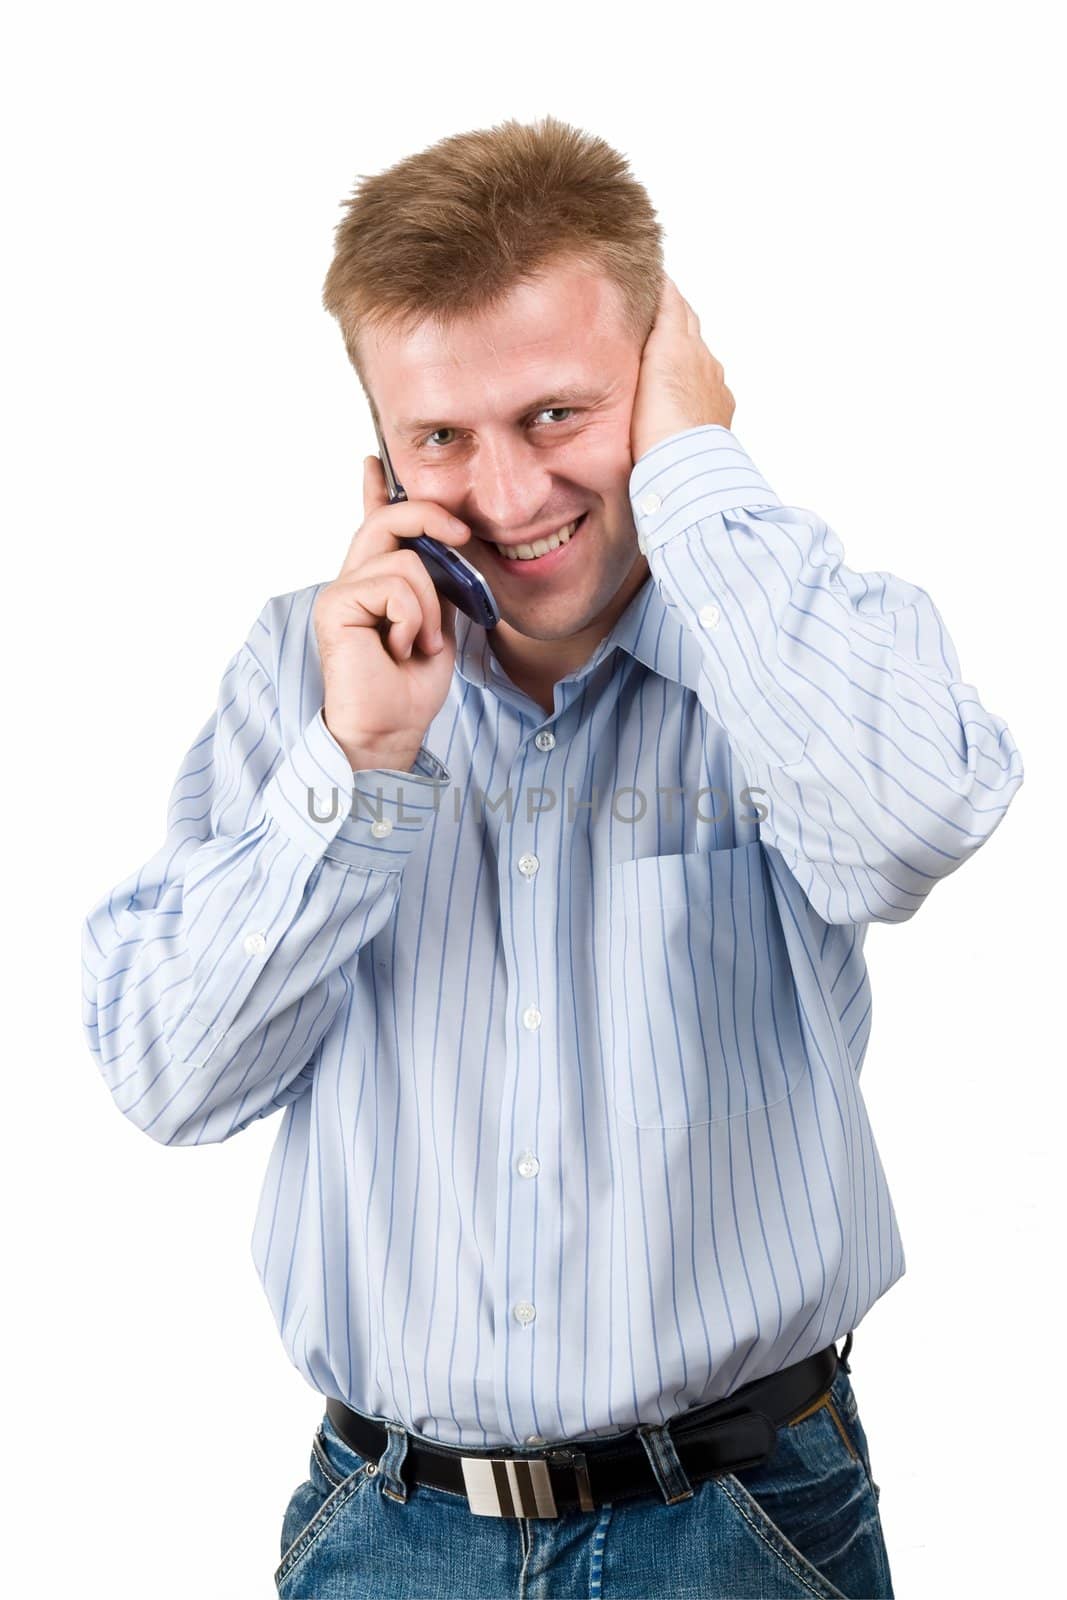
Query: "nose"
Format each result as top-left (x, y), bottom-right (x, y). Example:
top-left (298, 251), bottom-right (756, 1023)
top-left (464, 432), bottom-right (555, 538)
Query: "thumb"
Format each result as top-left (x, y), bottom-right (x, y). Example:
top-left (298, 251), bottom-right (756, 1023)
top-left (363, 454), bottom-right (390, 519)
top-left (438, 595), bottom-right (457, 643)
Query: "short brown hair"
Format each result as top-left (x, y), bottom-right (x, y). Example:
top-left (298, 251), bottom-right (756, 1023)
top-left (321, 115), bottom-right (664, 416)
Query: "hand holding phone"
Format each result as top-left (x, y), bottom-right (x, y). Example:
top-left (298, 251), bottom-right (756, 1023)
top-left (373, 418), bottom-right (500, 630)
top-left (313, 456), bottom-right (473, 773)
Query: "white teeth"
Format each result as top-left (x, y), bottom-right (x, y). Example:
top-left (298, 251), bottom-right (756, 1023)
top-left (496, 519), bottom-right (579, 561)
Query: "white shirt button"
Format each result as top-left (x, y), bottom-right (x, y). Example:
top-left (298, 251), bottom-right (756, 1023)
top-left (516, 1151), bottom-right (540, 1178)
top-left (370, 817), bottom-right (393, 838)
top-left (699, 603), bottom-right (721, 630)
top-left (525, 1434), bottom-right (546, 1446)
top-left (518, 853), bottom-right (539, 878)
top-left (639, 492), bottom-right (661, 516)
top-left (514, 1301), bottom-right (536, 1326)
top-left (522, 1005), bottom-right (542, 1030)
top-left (242, 932), bottom-right (267, 956)
top-left (534, 730), bottom-right (555, 751)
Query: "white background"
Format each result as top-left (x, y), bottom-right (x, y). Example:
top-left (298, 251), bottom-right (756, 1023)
top-left (4, 2), bottom-right (1061, 1595)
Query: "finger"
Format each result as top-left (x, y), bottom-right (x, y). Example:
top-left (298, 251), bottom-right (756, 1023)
top-left (650, 274), bottom-right (690, 338)
top-left (349, 546), bottom-right (445, 647)
top-left (335, 569), bottom-right (426, 662)
top-left (362, 454), bottom-right (390, 520)
top-left (674, 287), bottom-right (699, 334)
top-left (376, 573), bottom-right (425, 662)
top-left (338, 496), bottom-right (471, 578)
top-left (662, 274), bottom-right (699, 330)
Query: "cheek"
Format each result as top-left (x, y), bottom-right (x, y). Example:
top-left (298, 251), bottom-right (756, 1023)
top-left (565, 416), bottom-right (632, 478)
top-left (571, 451), bottom-right (632, 512)
top-left (597, 435), bottom-right (637, 500)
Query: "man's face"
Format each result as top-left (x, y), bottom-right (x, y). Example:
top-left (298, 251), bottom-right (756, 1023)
top-left (359, 257), bottom-right (648, 651)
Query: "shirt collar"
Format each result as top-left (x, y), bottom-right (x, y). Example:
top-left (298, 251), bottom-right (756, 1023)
top-left (451, 567), bottom-right (702, 699)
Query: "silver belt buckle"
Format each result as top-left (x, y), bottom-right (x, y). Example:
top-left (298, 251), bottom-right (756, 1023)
top-left (460, 1448), bottom-right (594, 1518)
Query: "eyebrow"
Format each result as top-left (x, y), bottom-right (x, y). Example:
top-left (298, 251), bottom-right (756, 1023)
top-left (395, 385), bottom-right (607, 437)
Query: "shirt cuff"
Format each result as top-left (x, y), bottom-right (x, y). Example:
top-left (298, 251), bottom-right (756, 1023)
top-left (263, 707), bottom-right (452, 869)
top-left (629, 425), bottom-right (781, 555)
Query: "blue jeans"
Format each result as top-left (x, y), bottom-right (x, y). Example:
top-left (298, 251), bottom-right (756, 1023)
top-left (274, 1361), bottom-right (894, 1598)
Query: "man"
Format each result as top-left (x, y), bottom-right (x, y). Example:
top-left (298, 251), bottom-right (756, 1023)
top-left (81, 116), bottom-right (1023, 1598)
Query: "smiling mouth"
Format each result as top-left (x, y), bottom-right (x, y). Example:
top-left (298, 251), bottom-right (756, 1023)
top-left (481, 513), bottom-right (588, 567)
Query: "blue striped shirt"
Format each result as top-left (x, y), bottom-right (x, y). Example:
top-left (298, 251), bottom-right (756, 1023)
top-left (81, 424), bottom-right (1023, 1449)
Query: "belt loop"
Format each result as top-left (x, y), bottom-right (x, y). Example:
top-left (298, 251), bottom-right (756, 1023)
top-left (377, 1421), bottom-right (411, 1503)
top-left (636, 1421), bottom-right (695, 1505)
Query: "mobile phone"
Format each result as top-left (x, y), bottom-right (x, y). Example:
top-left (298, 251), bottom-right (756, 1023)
top-left (371, 415), bottom-right (500, 630)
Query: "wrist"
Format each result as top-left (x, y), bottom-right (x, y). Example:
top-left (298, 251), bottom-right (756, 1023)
top-left (322, 711), bottom-right (420, 774)
top-left (347, 749), bottom-right (419, 774)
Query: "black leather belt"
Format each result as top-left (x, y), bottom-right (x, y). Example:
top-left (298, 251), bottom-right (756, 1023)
top-left (325, 1335), bottom-right (850, 1519)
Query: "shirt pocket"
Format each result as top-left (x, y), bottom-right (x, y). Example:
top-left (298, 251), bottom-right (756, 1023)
top-left (608, 839), bottom-right (806, 1130)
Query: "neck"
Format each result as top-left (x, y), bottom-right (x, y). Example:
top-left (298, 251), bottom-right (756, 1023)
top-left (486, 556), bottom-right (650, 710)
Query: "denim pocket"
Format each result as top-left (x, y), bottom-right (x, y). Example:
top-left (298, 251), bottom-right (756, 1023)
top-left (609, 841), bottom-right (806, 1128)
top-left (827, 1365), bottom-right (882, 1502)
top-left (725, 1374), bottom-right (894, 1598)
top-left (274, 1413), bottom-right (376, 1594)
